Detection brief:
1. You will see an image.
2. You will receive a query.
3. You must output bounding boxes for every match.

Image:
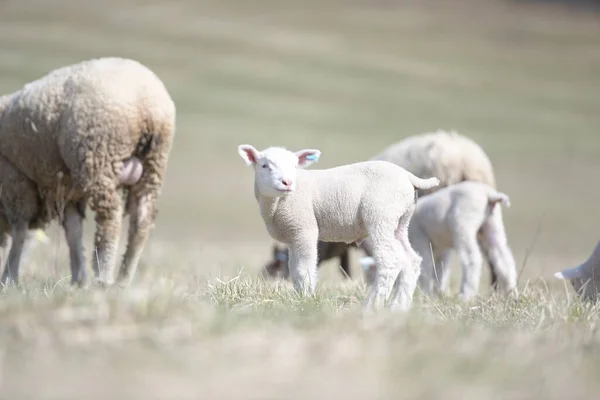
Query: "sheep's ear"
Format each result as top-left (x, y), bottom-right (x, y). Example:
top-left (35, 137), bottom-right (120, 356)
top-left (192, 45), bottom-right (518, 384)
top-left (295, 149), bottom-right (321, 168)
top-left (238, 144), bottom-right (260, 166)
top-left (554, 264), bottom-right (585, 280)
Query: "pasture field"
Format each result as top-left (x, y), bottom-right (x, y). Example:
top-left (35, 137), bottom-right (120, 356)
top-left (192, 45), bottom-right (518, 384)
top-left (0, 0), bottom-right (599, 398)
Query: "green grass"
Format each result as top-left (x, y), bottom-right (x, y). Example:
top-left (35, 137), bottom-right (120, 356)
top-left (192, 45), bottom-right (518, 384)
top-left (0, 0), bottom-right (599, 398)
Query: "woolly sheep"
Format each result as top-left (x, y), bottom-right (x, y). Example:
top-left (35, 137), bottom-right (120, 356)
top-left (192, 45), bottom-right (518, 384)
top-left (361, 181), bottom-right (518, 301)
top-left (0, 57), bottom-right (176, 287)
top-left (554, 240), bottom-right (600, 303)
top-left (261, 129), bottom-right (501, 288)
top-left (238, 144), bottom-right (440, 311)
top-left (0, 149), bottom-right (142, 285)
top-left (262, 241), bottom-right (358, 280)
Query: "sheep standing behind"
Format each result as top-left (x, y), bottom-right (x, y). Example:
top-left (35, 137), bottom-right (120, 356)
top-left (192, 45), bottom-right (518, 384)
top-left (238, 144), bottom-right (439, 311)
top-left (361, 181), bottom-right (518, 300)
top-left (554, 240), bottom-right (600, 303)
top-left (263, 241), bottom-right (358, 280)
top-left (0, 57), bottom-right (176, 287)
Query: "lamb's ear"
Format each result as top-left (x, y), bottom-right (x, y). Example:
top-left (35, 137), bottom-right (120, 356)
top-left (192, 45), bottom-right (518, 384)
top-left (554, 264), bottom-right (585, 280)
top-left (238, 144), bottom-right (261, 166)
top-left (295, 149), bottom-right (321, 168)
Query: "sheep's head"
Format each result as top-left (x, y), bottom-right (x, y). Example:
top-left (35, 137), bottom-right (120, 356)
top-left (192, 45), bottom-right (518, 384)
top-left (237, 144), bottom-right (321, 198)
top-left (554, 240), bottom-right (600, 302)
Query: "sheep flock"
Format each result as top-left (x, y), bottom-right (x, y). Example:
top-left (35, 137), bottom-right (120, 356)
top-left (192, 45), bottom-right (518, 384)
top-left (0, 56), bottom-right (597, 313)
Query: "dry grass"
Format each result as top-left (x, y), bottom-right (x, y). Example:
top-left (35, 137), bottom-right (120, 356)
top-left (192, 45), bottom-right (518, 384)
top-left (0, 0), bottom-right (599, 398)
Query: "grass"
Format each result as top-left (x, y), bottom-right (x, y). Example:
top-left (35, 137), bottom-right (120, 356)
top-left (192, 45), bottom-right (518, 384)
top-left (0, 0), bottom-right (599, 398)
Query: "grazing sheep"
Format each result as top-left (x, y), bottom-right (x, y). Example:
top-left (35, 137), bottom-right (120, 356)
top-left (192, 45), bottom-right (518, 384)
top-left (262, 241), bottom-right (358, 280)
top-left (0, 57), bottom-right (176, 287)
top-left (554, 241), bottom-right (600, 303)
top-left (361, 181), bottom-right (518, 301)
top-left (238, 144), bottom-right (440, 311)
top-left (263, 129), bottom-right (501, 289)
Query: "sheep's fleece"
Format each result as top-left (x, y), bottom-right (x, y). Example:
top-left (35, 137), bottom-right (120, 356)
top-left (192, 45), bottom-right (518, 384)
top-left (238, 144), bottom-right (440, 312)
top-left (554, 240), bottom-right (600, 302)
top-left (0, 57), bottom-right (176, 287)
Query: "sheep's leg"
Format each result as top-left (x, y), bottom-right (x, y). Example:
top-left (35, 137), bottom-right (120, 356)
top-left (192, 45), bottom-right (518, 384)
top-left (89, 184), bottom-right (123, 287)
top-left (339, 249), bottom-right (351, 279)
top-left (436, 249), bottom-right (453, 294)
top-left (116, 192), bottom-right (156, 286)
top-left (389, 209), bottom-right (422, 312)
top-left (479, 211), bottom-right (518, 297)
top-left (363, 237), bottom-right (402, 311)
top-left (478, 230), bottom-right (498, 290)
top-left (0, 222), bottom-right (28, 286)
top-left (288, 237), bottom-right (319, 296)
top-left (455, 233), bottom-right (483, 302)
top-left (62, 201), bottom-right (87, 287)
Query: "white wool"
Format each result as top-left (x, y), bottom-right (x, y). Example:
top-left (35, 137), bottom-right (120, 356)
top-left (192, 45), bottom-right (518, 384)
top-left (405, 181), bottom-right (518, 301)
top-left (238, 144), bottom-right (440, 312)
top-left (554, 240), bottom-right (600, 302)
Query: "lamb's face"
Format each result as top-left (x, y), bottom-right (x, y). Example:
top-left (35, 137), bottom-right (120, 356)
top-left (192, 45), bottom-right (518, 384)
top-left (238, 144), bottom-right (321, 198)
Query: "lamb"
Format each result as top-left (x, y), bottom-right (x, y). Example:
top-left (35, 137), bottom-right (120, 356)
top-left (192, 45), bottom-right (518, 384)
top-left (261, 129), bottom-right (501, 289)
top-left (0, 57), bottom-right (176, 287)
top-left (361, 181), bottom-right (518, 301)
top-left (554, 240), bottom-right (600, 303)
top-left (238, 144), bottom-right (440, 311)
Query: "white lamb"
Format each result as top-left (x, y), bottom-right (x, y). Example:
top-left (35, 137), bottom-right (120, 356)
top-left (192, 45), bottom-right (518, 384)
top-left (361, 181), bottom-right (518, 301)
top-left (237, 144), bottom-right (440, 311)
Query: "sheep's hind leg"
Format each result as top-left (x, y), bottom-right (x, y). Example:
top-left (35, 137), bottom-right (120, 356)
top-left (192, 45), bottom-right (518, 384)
top-left (389, 208), bottom-right (422, 312)
top-left (363, 235), bottom-right (403, 312)
top-left (116, 191), bottom-right (156, 287)
top-left (62, 201), bottom-right (87, 287)
top-left (0, 221), bottom-right (28, 286)
top-left (89, 183), bottom-right (124, 287)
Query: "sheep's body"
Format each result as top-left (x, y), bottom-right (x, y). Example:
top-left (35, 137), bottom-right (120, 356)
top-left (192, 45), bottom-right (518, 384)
top-left (239, 144), bottom-right (440, 312)
top-left (0, 57), bottom-right (176, 286)
top-left (554, 241), bottom-right (600, 302)
top-left (283, 129), bottom-right (500, 289)
top-left (408, 181), bottom-right (517, 300)
top-left (371, 129), bottom-right (496, 195)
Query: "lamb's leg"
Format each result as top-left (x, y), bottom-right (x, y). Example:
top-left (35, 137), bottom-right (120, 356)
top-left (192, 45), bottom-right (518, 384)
top-left (89, 183), bottom-right (124, 287)
top-left (436, 249), bottom-right (453, 294)
top-left (363, 235), bottom-right (403, 311)
top-left (389, 209), bottom-right (422, 312)
top-left (478, 230), bottom-right (498, 290)
top-left (455, 234), bottom-right (484, 302)
top-left (288, 237), bottom-right (319, 296)
top-left (0, 222), bottom-right (28, 286)
top-left (479, 210), bottom-right (518, 297)
top-left (62, 201), bottom-right (87, 287)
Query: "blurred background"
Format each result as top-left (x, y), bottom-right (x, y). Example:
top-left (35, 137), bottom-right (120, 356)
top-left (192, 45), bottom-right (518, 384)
top-left (0, 0), bottom-right (599, 286)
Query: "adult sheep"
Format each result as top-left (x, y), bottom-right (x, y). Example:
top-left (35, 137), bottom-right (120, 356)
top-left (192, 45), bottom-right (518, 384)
top-left (261, 129), bottom-right (500, 290)
top-left (238, 144), bottom-right (440, 312)
top-left (554, 241), bottom-right (600, 303)
top-left (0, 57), bottom-right (176, 287)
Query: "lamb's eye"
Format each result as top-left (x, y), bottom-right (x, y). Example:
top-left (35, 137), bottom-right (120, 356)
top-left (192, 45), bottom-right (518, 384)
top-left (261, 164), bottom-right (269, 169)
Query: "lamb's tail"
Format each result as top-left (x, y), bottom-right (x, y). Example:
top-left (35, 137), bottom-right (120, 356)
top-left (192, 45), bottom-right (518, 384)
top-left (406, 171), bottom-right (441, 191)
top-left (488, 190), bottom-right (511, 208)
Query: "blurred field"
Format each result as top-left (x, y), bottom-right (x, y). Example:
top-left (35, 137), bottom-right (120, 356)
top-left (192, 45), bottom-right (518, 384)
top-left (0, 0), bottom-right (599, 398)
